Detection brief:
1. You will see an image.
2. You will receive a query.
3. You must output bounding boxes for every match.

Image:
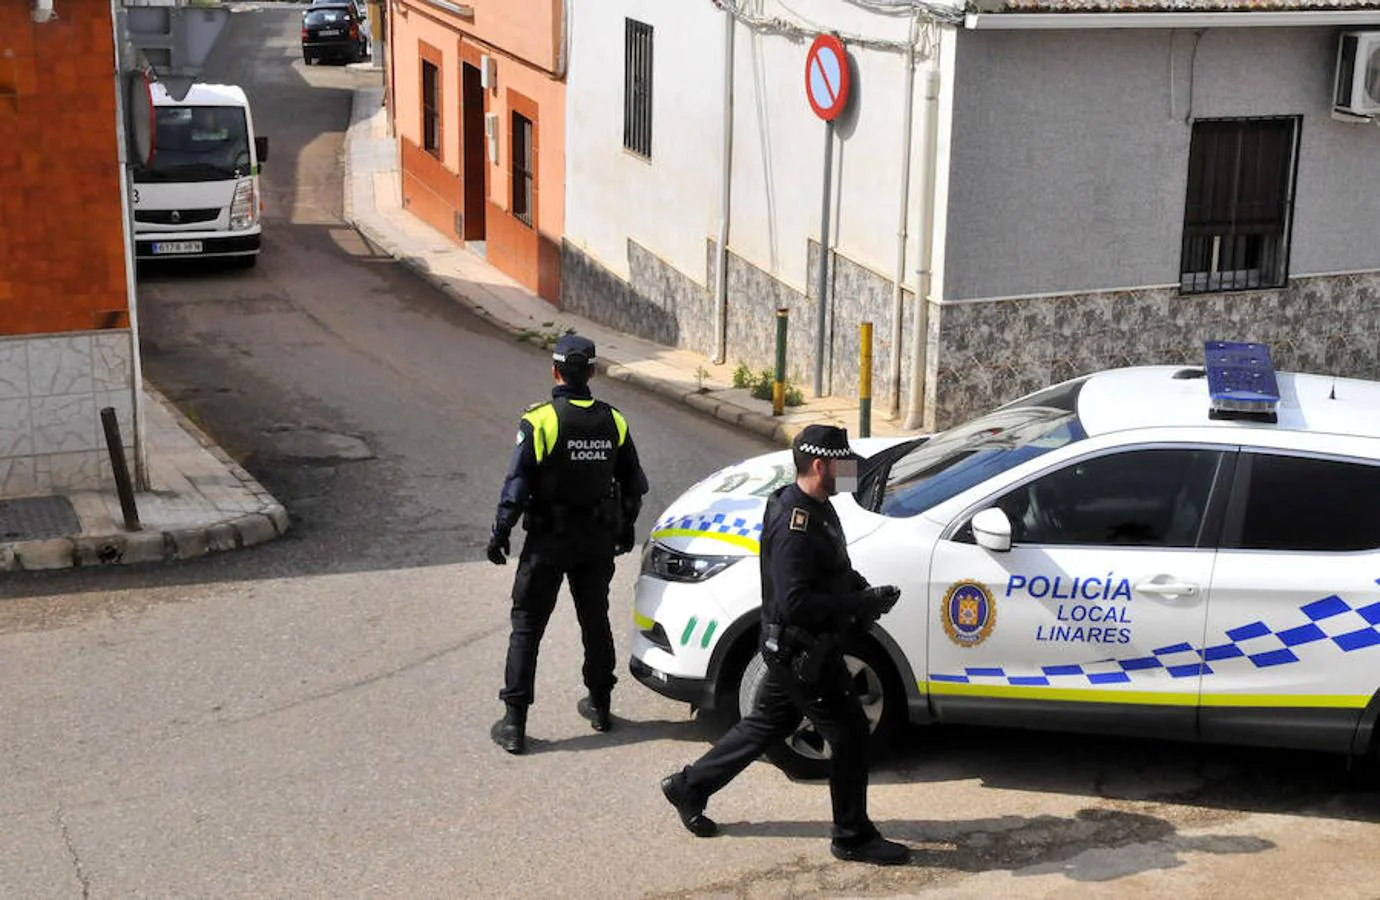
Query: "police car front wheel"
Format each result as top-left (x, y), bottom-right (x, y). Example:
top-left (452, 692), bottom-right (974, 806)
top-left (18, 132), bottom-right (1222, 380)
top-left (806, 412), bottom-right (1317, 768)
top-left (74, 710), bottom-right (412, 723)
top-left (737, 638), bottom-right (903, 781)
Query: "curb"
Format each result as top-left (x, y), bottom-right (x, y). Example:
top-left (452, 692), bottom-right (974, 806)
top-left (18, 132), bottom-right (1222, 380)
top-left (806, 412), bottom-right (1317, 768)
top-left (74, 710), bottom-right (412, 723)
top-left (0, 390), bottom-right (290, 573)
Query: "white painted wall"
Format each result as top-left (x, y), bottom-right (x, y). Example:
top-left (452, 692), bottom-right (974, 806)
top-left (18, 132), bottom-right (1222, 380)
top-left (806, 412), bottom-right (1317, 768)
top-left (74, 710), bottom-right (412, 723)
top-left (566, 0), bottom-right (954, 294)
top-left (565, 0), bottom-right (724, 284)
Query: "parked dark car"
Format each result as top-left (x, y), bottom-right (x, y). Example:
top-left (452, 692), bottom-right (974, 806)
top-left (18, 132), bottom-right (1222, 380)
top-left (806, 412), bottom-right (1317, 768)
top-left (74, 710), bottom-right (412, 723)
top-left (301, 2), bottom-right (368, 65)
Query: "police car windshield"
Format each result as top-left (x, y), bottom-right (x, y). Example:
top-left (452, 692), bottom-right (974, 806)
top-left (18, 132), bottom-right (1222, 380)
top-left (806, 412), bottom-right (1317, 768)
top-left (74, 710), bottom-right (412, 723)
top-left (871, 378), bottom-right (1088, 517)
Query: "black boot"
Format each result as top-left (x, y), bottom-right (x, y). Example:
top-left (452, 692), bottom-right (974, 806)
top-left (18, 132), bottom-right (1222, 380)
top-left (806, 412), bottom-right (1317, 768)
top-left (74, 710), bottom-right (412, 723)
top-left (492, 704), bottom-right (527, 754)
top-left (577, 691), bottom-right (612, 732)
top-left (830, 835), bottom-right (911, 866)
top-left (660, 771), bottom-right (718, 837)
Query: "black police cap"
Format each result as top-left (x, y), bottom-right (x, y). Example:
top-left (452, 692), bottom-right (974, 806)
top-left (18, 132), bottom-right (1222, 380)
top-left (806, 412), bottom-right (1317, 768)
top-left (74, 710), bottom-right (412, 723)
top-left (552, 334), bottom-right (596, 367)
top-left (792, 424), bottom-right (862, 461)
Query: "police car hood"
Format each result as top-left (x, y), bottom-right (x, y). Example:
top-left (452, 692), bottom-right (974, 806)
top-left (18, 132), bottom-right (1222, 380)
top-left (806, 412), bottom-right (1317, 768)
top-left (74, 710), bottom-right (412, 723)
top-left (648, 438), bottom-right (909, 557)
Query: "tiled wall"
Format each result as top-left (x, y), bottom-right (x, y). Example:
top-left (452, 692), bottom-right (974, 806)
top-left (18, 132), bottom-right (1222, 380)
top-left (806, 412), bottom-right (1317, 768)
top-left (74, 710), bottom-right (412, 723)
top-left (561, 233), bottom-right (1380, 434)
top-left (561, 239), bottom-right (920, 409)
top-left (927, 273), bottom-right (1380, 430)
top-left (0, 332), bottom-right (135, 495)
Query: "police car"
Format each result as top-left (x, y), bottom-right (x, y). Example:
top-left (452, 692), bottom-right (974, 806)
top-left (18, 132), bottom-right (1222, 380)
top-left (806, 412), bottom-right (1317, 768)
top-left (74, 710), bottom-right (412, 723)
top-left (630, 342), bottom-right (1380, 778)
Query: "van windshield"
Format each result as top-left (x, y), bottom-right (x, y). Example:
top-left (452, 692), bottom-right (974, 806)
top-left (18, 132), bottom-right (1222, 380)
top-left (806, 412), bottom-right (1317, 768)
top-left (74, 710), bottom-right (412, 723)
top-left (134, 106), bottom-right (251, 182)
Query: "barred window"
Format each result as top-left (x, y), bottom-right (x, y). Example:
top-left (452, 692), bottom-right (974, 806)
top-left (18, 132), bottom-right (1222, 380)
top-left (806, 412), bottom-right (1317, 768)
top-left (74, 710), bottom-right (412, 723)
top-left (421, 60), bottom-right (440, 157)
top-left (1180, 117), bottom-right (1300, 294)
top-left (623, 19), bottom-right (653, 158)
top-left (512, 112), bottom-right (534, 228)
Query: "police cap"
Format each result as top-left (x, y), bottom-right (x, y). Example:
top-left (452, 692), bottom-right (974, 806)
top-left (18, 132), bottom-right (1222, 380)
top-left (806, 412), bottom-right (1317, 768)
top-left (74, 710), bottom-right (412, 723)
top-left (552, 334), bottom-right (596, 368)
top-left (792, 424), bottom-right (862, 461)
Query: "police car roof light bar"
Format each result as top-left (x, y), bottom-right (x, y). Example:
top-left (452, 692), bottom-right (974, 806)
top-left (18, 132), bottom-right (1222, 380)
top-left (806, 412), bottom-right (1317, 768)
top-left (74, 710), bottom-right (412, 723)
top-left (1204, 340), bottom-right (1280, 423)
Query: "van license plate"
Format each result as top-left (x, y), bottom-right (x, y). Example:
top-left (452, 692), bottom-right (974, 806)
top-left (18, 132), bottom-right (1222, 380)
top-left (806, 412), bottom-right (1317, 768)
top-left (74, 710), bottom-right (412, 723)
top-left (152, 241), bottom-right (203, 255)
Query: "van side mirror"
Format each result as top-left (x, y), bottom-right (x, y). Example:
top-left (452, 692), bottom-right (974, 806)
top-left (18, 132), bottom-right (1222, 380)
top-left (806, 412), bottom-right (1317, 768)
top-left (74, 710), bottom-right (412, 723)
top-left (255, 136), bottom-right (269, 163)
top-left (971, 508), bottom-right (1012, 552)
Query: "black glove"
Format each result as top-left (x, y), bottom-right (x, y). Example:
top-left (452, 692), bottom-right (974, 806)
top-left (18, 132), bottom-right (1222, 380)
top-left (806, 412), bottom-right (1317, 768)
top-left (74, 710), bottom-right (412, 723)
top-left (614, 523), bottom-right (637, 556)
top-left (486, 529), bottom-right (510, 566)
top-left (857, 584), bottom-right (901, 620)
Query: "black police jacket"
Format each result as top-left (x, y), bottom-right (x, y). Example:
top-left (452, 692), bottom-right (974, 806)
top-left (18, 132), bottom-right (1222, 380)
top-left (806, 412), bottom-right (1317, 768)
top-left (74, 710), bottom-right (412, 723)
top-left (759, 482), bottom-right (870, 636)
top-left (494, 383), bottom-right (648, 534)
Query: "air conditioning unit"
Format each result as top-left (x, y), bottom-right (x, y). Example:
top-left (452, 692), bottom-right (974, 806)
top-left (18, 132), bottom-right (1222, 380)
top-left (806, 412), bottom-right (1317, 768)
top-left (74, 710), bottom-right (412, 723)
top-left (484, 111), bottom-right (499, 163)
top-left (1333, 30), bottom-right (1380, 118)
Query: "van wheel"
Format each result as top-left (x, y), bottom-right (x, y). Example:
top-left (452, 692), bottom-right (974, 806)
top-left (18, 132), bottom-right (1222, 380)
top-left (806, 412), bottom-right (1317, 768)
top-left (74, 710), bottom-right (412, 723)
top-left (737, 637), bottom-right (903, 781)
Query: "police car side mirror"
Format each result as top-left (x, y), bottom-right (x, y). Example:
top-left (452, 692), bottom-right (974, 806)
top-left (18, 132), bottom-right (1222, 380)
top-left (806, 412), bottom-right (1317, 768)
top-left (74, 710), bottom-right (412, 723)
top-left (971, 508), bottom-right (1012, 552)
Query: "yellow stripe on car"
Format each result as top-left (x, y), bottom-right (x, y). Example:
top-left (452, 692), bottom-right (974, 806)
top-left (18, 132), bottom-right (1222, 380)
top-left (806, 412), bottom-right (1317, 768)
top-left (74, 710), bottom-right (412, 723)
top-left (923, 680), bottom-right (1370, 709)
top-left (649, 527), bottom-right (760, 553)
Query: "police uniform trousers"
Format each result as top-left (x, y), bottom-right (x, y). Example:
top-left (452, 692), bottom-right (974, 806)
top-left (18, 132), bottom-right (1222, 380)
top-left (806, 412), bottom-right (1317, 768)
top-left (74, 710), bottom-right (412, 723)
top-left (680, 648), bottom-right (877, 846)
top-left (500, 527), bottom-right (618, 708)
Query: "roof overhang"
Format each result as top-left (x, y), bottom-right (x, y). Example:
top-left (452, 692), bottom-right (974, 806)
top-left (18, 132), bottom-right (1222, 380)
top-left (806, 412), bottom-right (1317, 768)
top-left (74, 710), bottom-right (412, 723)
top-left (965, 10), bottom-right (1380, 28)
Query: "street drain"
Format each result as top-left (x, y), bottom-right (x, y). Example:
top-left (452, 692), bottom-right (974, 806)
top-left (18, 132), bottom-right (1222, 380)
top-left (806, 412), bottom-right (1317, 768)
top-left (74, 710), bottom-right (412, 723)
top-left (0, 495), bottom-right (81, 541)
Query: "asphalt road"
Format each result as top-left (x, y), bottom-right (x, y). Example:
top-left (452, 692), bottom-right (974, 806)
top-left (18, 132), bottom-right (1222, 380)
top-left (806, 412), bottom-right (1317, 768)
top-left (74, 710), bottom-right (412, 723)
top-left (2, 5), bottom-right (1379, 899)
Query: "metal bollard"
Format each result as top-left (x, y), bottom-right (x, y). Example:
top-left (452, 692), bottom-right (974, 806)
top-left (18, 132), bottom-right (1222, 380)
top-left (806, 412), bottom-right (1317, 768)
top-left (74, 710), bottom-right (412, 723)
top-left (773, 307), bottom-right (788, 417)
top-left (859, 321), bottom-right (873, 437)
top-left (100, 407), bottom-right (141, 531)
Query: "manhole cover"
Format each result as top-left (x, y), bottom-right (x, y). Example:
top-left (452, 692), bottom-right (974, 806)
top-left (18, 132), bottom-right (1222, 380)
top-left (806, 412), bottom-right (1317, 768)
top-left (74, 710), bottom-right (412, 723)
top-left (0, 495), bottom-right (81, 541)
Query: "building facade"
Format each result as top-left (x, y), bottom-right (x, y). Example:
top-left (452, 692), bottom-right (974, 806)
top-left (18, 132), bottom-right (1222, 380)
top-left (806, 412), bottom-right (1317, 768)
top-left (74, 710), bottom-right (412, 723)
top-left (562, 0), bottom-right (1380, 431)
top-left (0, 1), bottom-right (136, 497)
top-left (388, 0), bottom-right (566, 302)
top-left (563, 0), bottom-right (946, 425)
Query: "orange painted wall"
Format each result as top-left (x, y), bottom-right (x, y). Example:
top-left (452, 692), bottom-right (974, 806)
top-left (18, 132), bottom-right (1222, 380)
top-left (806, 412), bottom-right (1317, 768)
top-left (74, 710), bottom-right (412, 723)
top-left (390, 0), bottom-right (564, 303)
top-left (0, 2), bottom-right (129, 335)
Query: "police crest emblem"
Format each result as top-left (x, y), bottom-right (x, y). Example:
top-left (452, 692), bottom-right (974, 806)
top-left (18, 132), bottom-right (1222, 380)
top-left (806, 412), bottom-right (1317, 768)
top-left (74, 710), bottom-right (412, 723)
top-left (941, 580), bottom-right (995, 648)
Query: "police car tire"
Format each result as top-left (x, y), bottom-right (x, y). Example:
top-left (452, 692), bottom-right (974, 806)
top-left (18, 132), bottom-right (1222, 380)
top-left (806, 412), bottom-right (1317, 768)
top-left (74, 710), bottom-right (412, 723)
top-left (738, 639), bottom-right (903, 781)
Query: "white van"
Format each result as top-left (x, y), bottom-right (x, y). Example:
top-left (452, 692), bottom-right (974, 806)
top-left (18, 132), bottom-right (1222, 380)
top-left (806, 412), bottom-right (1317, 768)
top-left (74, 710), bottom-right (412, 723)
top-left (133, 82), bottom-right (267, 267)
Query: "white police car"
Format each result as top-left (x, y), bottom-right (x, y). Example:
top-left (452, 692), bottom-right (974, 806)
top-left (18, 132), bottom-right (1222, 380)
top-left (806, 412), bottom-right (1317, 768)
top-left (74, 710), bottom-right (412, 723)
top-left (631, 342), bottom-right (1380, 778)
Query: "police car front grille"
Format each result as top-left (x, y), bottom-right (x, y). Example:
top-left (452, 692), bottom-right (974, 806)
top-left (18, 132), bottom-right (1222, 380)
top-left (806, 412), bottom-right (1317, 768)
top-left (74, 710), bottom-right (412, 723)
top-left (135, 208), bottom-right (221, 226)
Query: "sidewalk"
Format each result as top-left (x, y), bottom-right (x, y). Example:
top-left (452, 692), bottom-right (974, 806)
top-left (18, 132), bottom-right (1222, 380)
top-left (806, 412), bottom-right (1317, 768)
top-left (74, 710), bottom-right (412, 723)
top-left (0, 84), bottom-right (913, 573)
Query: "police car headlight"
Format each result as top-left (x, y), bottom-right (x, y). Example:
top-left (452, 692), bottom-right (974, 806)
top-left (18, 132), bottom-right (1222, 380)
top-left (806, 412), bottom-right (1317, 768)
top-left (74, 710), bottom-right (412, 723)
top-left (641, 543), bottom-right (739, 583)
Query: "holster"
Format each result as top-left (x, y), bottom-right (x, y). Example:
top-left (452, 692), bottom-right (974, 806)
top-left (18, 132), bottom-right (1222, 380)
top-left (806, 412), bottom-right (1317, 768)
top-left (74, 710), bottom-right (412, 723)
top-left (763, 624), bottom-right (837, 688)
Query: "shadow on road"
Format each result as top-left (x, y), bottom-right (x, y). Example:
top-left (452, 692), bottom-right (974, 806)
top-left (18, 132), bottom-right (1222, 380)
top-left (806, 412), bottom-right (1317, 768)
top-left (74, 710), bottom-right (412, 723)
top-left (710, 807), bottom-right (1274, 883)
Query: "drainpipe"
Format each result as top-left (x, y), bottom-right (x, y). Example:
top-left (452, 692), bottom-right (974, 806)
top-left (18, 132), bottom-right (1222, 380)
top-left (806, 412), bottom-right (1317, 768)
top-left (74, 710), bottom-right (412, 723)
top-left (109, 1), bottom-right (149, 489)
top-left (888, 11), bottom-right (919, 419)
top-left (905, 62), bottom-right (942, 432)
top-left (554, 0), bottom-right (570, 80)
top-left (712, 7), bottom-right (735, 364)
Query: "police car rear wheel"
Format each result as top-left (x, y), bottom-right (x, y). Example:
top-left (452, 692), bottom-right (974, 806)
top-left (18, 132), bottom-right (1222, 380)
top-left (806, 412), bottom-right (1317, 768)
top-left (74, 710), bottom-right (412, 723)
top-left (737, 640), bottom-right (902, 781)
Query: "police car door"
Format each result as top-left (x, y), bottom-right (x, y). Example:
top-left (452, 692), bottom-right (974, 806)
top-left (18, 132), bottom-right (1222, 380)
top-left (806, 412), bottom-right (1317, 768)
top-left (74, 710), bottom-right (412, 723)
top-left (1200, 445), bottom-right (1380, 753)
top-left (926, 445), bottom-right (1228, 740)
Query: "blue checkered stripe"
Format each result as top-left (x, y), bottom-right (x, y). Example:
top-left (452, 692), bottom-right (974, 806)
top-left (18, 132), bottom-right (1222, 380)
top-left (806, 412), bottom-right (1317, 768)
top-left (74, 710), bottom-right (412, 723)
top-left (653, 512), bottom-right (763, 541)
top-left (931, 591), bottom-right (1380, 687)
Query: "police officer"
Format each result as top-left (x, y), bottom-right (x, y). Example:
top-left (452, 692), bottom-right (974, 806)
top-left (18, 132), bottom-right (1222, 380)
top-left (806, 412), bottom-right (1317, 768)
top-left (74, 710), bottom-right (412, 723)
top-left (487, 334), bottom-right (649, 755)
top-left (659, 424), bottom-right (908, 865)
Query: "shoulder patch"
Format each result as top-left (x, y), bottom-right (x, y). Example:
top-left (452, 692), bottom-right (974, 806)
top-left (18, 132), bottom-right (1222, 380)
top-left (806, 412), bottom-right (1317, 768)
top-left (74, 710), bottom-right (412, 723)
top-left (789, 507), bottom-right (809, 532)
top-left (515, 430), bottom-right (525, 445)
top-left (524, 401), bottom-right (546, 412)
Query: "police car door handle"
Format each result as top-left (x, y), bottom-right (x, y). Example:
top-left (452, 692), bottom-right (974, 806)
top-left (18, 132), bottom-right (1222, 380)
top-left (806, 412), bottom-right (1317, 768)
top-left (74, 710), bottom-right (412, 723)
top-left (1133, 578), bottom-right (1199, 598)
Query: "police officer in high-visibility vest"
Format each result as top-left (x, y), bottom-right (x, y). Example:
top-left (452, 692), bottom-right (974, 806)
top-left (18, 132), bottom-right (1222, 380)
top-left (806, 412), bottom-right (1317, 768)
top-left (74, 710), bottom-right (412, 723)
top-left (487, 334), bottom-right (649, 755)
top-left (660, 424), bottom-right (909, 865)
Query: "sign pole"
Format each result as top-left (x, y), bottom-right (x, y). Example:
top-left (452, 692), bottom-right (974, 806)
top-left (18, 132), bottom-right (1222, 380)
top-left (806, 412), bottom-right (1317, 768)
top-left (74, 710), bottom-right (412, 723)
top-left (813, 119), bottom-right (833, 398)
top-left (803, 33), bottom-right (849, 399)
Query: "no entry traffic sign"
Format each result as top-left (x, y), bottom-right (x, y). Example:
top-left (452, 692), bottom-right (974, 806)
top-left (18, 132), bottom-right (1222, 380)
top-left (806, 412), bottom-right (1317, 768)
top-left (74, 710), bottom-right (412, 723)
top-left (805, 34), bottom-right (850, 121)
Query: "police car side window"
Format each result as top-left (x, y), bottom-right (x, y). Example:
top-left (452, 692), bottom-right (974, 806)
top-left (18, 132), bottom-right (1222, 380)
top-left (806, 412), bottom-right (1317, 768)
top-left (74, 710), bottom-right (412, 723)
top-left (1231, 453), bottom-right (1380, 551)
top-left (991, 449), bottom-right (1223, 547)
